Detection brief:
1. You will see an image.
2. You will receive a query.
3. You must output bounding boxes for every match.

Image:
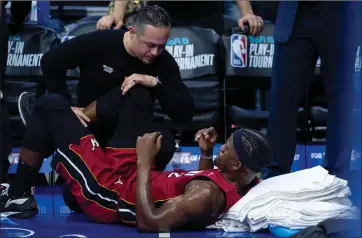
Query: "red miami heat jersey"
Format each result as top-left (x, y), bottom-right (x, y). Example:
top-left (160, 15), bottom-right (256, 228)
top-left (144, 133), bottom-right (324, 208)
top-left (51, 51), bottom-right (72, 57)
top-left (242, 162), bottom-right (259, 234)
top-left (62, 136), bottom-right (256, 225)
top-left (109, 149), bottom-right (245, 225)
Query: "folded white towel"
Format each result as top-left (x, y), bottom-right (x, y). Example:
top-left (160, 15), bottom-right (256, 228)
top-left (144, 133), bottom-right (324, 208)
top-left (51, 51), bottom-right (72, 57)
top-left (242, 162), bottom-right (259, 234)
top-left (256, 201), bottom-right (360, 230)
top-left (221, 167), bottom-right (349, 221)
top-left (208, 166), bottom-right (360, 233)
top-left (207, 219), bottom-right (250, 232)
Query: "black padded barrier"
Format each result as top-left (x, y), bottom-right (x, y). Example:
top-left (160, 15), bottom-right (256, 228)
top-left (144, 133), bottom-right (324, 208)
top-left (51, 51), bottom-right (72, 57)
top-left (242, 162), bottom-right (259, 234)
top-left (5, 22), bottom-right (59, 77)
top-left (4, 23), bottom-right (59, 146)
top-left (153, 26), bottom-right (222, 132)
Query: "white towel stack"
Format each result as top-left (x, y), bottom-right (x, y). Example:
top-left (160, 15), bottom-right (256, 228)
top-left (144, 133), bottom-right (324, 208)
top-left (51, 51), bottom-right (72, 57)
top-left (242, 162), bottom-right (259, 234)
top-left (207, 166), bottom-right (360, 232)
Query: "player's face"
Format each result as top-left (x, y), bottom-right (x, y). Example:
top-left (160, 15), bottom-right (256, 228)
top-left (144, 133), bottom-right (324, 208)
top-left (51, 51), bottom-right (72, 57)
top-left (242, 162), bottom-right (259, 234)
top-left (133, 24), bottom-right (170, 64)
top-left (214, 136), bottom-right (239, 172)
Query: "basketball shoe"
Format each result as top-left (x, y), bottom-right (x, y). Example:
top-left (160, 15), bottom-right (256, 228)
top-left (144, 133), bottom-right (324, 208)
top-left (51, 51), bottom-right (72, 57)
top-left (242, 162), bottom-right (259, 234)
top-left (0, 183), bottom-right (38, 218)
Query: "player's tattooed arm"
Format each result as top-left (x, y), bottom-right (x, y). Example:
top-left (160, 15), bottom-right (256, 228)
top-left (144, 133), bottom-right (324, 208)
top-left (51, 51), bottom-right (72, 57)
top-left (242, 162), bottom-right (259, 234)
top-left (136, 165), bottom-right (225, 233)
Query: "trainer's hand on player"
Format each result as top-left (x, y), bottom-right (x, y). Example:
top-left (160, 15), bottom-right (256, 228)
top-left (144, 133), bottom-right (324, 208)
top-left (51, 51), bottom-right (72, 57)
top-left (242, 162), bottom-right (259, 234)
top-left (71, 106), bottom-right (90, 127)
top-left (96, 15), bottom-right (124, 30)
top-left (136, 132), bottom-right (163, 166)
top-left (121, 74), bottom-right (157, 95)
top-left (195, 127), bottom-right (218, 155)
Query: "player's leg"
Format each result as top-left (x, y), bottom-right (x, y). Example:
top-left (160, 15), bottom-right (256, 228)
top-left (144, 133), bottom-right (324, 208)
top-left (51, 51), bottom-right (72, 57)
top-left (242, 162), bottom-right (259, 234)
top-left (0, 94), bottom-right (90, 218)
top-left (95, 86), bottom-right (176, 224)
top-left (106, 86), bottom-right (175, 170)
top-left (36, 94), bottom-right (122, 223)
top-left (61, 86), bottom-right (174, 214)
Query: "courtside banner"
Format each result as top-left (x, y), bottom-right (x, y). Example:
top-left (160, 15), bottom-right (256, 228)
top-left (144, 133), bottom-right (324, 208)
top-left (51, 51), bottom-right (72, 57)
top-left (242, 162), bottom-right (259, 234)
top-left (5, 23), bottom-right (58, 77)
top-left (166, 26), bottom-right (219, 80)
top-left (223, 23), bottom-right (275, 77)
top-left (165, 144), bottom-right (222, 171)
top-left (306, 145), bottom-right (360, 171)
top-left (222, 23), bottom-right (322, 78)
top-left (292, 144), bottom-right (306, 172)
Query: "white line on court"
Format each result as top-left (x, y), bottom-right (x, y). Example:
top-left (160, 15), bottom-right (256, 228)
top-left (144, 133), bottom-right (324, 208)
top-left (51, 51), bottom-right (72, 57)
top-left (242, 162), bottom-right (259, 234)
top-left (159, 232), bottom-right (171, 238)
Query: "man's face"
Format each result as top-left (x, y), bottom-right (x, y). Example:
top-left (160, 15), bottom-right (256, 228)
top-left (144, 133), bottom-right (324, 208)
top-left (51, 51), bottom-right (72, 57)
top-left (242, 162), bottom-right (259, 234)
top-left (131, 24), bottom-right (170, 64)
top-left (214, 136), bottom-right (239, 172)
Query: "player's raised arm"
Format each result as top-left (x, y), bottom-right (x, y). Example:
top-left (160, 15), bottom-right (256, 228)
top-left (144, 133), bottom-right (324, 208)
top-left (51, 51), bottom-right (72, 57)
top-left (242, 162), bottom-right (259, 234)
top-left (195, 127), bottom-right (218, 171)
top-left (135, 133), bottom-right (224, 232)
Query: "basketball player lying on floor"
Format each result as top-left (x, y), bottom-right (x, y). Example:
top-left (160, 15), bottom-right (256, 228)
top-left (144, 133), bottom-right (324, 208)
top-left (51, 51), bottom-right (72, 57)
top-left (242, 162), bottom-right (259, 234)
top-left (0, 87), bottom-right (271, 232)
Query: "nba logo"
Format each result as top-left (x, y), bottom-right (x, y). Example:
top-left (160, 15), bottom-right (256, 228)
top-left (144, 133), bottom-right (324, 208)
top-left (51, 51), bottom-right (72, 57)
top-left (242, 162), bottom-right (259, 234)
top-left (231, 34), bottom-right (248, 68)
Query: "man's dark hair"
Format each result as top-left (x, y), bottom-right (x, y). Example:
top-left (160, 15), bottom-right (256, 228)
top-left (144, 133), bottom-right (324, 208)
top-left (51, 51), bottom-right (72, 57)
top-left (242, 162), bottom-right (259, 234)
top-left (132, 5), bottom-right (171, 34)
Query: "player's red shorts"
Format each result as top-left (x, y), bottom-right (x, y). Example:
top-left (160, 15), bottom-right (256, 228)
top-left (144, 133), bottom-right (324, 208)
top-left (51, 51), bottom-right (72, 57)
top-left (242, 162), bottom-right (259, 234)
top-left (53, 135), bottom-right (139, 224)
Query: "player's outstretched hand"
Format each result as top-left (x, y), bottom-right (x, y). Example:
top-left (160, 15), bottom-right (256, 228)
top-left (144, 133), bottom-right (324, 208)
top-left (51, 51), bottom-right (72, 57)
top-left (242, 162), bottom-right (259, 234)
top-left (136, 132), bottom-right (162, 166)
top-left (195, 127), bottom-right (218, 155)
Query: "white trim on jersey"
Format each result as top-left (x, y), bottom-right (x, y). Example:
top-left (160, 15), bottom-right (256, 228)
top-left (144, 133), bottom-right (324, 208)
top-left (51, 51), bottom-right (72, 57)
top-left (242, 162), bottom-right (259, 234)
top-left (57, 149), bottom-right (118, 205)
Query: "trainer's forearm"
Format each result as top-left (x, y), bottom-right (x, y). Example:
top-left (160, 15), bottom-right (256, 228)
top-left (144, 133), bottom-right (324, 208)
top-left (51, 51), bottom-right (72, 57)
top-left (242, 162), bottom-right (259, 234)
top-left (136, 163), bottom-right (158, 231)
top-left (82, 100), bottom-right (97, 123)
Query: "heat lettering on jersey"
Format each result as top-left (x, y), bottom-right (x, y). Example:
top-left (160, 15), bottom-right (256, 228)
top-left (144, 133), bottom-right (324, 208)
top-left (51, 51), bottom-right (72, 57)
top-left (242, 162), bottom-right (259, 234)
top-left (90, 138), bottom-right (100, 151)
top-left (167, 170), bottom-right (202, 178)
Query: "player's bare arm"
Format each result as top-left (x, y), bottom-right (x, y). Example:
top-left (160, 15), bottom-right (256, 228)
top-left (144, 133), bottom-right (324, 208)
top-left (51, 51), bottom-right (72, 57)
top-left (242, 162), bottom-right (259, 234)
top-left (82, 100), bottom-right (97, 123)
top-left (137, 176), bottom-right (225, 232)
top-left (135, 132), bottom-right (225, 232)
top-left (195, 127), bottom-right (218, 171)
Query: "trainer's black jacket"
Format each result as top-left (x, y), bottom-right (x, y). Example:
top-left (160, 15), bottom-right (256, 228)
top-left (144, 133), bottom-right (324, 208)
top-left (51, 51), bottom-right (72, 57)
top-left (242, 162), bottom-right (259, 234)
top-left (40, 30), bottom-right (195, 124)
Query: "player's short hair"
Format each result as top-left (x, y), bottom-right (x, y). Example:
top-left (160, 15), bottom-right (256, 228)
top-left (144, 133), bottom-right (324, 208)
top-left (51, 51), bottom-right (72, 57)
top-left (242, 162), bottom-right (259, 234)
top-left (132, 5), bottom-right (171, 34)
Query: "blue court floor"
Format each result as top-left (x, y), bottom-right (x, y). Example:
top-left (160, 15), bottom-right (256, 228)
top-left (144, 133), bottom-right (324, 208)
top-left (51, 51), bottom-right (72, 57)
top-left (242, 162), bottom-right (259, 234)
top-left (1, 186), bottom-right (275, 238)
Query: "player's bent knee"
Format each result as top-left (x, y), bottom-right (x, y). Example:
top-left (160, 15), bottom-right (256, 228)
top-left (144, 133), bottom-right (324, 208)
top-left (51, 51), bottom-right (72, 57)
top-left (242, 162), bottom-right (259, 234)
top-left (35, 94), bottom-right (70, 112)
top-left (127, 86), bottom-right (153, 108)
